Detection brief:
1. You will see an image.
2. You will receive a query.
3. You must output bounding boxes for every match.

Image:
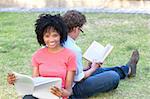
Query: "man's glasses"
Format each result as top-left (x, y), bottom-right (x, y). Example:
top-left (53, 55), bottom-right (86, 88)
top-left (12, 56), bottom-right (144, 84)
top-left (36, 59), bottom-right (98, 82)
top-left (79, 28), bottom-right (84, 33)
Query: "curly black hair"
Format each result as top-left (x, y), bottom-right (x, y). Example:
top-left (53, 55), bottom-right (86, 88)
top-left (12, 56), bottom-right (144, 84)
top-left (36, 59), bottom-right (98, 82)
top-left (62, 10), bottom-right (87, 33)
top-left (35, 14), bottom-right (68, 46)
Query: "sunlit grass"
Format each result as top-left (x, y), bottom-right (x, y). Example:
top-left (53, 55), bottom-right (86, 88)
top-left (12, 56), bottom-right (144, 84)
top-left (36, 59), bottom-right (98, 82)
top-left (0, 12), bottom-right (150, 99)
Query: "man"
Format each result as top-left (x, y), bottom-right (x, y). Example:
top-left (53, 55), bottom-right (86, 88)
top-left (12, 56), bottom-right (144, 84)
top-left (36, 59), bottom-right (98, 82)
top-left (63, 10), bottom-right (139, 98)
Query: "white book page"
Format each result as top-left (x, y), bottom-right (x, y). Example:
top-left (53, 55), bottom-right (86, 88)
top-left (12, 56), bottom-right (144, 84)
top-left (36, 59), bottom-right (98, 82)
top-left (83, 41), bottom-right (105, 62)
top-left (33, 77), bottom-right (61, 86)
top-left (33, 78), bottom-right (62, 99)
top-left (13, 72), bottom-right (34, 96)
top-left (98, 44), bottom-right (113, 62)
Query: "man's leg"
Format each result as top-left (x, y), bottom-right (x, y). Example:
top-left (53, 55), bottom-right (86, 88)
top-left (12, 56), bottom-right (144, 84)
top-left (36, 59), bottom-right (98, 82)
top-left (93, 65), bottom-right (129, 79)
top-left (71, 71), bottom-right (120, 98)
top-left (70, 50), bottom-right (139, 98)
top-left (92, 50), bottom-right (140, 79)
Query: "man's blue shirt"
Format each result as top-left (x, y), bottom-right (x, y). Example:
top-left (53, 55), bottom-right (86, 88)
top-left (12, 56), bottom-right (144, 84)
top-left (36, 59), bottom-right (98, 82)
top-left (64, 36), bottom-right (84, 81)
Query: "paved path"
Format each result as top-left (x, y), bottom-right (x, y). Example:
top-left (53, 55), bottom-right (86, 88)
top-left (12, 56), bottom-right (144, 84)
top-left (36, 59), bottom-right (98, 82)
top-left (0, 7), bottom-right (150, 14)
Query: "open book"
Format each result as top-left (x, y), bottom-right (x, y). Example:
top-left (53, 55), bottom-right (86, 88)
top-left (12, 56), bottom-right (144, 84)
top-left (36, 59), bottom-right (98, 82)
top-left (83, 41), bottom-right (113, 63)
top-left (13, 72), bottom-right (62, 99)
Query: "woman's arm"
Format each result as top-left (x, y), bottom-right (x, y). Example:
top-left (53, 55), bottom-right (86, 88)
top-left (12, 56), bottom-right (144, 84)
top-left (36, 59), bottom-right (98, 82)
top-left (51, 70), bottom-right (76, 97)
top-left (32, 66), bottom-right (40, 77)
top-left (64, 70), bottom-right (76, 96)
top-left (7, 66), bottom-right (40, 85)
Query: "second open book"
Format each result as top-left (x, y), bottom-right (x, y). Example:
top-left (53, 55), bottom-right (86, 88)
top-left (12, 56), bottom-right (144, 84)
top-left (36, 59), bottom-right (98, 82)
top-left (83, 41), bottom-right (113, 63)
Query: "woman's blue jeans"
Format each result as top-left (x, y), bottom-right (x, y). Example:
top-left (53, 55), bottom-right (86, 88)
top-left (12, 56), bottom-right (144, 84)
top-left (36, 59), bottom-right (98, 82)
top-left (70, 65), bottom-right (129, 98)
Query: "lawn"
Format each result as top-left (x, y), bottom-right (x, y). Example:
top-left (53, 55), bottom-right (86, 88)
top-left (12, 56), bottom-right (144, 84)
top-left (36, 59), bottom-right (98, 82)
top-left (0, 12), bottom-right (150, 99)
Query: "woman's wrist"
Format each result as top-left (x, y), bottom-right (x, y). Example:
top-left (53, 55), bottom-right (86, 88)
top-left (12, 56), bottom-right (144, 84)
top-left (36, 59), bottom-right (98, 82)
top-left (62, 88), bottom-right (72, 97)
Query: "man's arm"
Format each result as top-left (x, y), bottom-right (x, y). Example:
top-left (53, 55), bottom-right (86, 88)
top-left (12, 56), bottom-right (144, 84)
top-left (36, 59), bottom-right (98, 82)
top-left (83, 62), bottom-right (101, 79)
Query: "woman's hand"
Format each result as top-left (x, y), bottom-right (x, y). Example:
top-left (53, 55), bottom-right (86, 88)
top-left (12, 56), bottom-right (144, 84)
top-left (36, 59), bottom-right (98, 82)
top-left (7, 73), bottom-right (16, 85)
top-left (50, 86), bottom-right (72, 97)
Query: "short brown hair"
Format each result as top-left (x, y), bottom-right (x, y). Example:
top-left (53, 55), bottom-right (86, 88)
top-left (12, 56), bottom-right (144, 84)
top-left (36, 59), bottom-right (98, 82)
top-left (63, 10), bottom-right (86, 33)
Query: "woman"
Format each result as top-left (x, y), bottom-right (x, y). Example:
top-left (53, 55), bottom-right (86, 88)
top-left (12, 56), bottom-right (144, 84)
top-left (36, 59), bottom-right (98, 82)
top-left (7, 14), bottom-right (76, 99)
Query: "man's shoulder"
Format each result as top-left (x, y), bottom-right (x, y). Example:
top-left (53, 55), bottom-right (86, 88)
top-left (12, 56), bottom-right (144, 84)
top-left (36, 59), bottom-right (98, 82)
top-left (64, 38), bottom-right (76, 48)
top-left (64, 37), bottom-right (82, 54)
top-left (64, 43), bottom-right (81, 53)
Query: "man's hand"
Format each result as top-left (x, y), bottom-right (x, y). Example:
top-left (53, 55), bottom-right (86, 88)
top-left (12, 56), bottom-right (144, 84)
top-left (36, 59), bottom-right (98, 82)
top-left (84, 61), bottom-right (102, 71)
top-left (96, 62), bottom-right (103, 67)
top-left (90, 60), bottom-right (102, 70)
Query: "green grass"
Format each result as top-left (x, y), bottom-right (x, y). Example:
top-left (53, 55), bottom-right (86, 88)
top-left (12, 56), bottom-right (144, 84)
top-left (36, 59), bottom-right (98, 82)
top-left (0, 12), bottom-right (150, 99)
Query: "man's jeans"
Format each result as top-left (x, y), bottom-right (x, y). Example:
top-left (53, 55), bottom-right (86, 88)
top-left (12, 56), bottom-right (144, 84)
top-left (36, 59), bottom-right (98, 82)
top-left (70, 65), bottom-right (129, 98)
